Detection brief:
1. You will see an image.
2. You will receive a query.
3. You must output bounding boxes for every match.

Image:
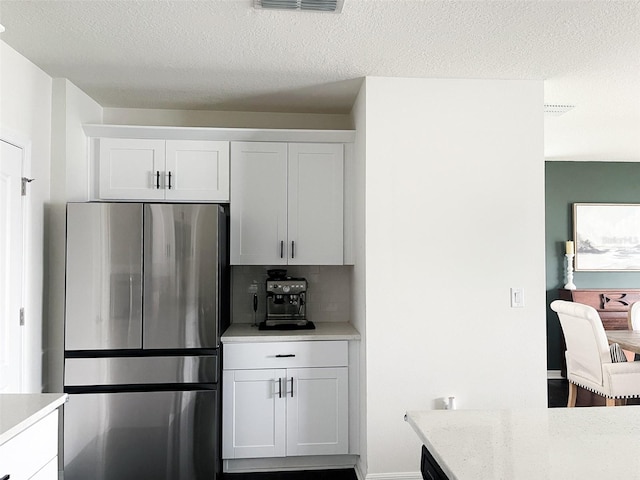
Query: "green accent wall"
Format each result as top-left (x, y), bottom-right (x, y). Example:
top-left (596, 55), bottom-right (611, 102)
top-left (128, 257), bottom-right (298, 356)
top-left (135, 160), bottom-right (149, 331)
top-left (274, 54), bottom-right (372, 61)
top-left (545, 161), bottom-right (640, 370)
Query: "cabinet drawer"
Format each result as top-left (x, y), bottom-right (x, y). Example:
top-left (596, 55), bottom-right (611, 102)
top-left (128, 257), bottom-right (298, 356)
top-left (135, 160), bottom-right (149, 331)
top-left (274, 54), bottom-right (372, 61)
top-left (223, 341), bottom-right (348, 370)
top-left (0, 411), bottom-right (58, 480)
top-left (29, 456), bottom-right (58, 480)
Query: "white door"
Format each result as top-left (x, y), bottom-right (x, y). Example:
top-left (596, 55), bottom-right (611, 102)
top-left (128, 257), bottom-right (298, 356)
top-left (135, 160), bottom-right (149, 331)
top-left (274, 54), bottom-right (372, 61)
top-left (222, 369), bottom-right (286, 459)
top-left (0, 139), bottom-right (24, 392)
top-left (230, 142), bottom-right (287, 265)
top-left (286, 367), bottom-right (348, 456)
top-left (288, 143), bottom-right (344, 265)
top-left (165, 140), bottom-right (230, 201)
top-left (98, 138), bottom-right (165, 200)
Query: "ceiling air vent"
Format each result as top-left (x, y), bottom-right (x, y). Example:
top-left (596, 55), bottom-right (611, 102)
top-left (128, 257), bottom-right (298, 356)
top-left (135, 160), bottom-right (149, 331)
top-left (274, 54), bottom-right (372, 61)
top-left (254, 0), bottom-right (344, 13)
top-left (544, 104), bottom-right (575, 117)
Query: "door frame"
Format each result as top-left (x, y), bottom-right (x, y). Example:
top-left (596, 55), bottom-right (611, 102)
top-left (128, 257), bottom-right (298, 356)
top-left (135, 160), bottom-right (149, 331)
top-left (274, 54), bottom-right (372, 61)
top-left (1, 127), bottom-right (32, 391)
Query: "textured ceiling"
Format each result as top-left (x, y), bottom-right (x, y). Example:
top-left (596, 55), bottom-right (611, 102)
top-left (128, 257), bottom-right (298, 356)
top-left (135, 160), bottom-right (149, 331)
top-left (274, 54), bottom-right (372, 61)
top-left (0, 0), bottom-right (639, 161)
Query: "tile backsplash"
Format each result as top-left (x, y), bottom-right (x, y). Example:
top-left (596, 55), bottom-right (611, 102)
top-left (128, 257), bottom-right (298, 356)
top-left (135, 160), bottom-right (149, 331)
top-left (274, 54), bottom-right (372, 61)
top-left (231, 265), bottom-right (352, 324)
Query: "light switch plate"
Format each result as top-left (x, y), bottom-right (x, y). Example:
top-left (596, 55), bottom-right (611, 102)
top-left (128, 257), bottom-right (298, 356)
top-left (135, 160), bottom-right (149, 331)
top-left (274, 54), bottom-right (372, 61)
top-left (511, 287), bottom-right (525, 308)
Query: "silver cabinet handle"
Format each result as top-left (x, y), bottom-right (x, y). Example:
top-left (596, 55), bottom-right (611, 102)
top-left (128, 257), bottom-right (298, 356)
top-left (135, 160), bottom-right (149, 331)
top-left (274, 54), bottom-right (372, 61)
top-left (280, 241), bottom-right (284, 258)
top-left (291, 241), bottom-right (295, 258)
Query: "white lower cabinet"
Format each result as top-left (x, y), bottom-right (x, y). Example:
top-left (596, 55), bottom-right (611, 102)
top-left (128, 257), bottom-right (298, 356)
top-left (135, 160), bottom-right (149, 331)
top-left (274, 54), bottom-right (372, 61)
top-left (285, 367), bottom-right (348, 456)
top-left (223, 369), bottom-right (287, 459)
top-left (222, 341), bottom-right (349, 459)
top-left (0, 410), bottom-right (59, 480)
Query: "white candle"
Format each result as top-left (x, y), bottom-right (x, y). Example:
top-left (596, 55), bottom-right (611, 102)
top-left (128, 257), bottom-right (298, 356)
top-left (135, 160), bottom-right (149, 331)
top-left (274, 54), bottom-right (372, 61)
top-left (565, 241), bottom-right (574, 255)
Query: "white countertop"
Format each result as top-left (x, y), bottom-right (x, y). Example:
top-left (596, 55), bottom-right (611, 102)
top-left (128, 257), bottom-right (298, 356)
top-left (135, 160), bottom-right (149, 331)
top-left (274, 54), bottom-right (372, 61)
top-left (406, 407), bottom-right (640, 479)
top-left (221, 322), bottom-right (361, 343)
top-left (0, 393), bottom-right (68, 445)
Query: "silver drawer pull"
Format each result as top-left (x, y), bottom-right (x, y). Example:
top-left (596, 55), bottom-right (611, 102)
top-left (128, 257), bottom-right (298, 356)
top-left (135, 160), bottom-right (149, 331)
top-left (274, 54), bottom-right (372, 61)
top-left (275, 354), bottom-right (295, 358)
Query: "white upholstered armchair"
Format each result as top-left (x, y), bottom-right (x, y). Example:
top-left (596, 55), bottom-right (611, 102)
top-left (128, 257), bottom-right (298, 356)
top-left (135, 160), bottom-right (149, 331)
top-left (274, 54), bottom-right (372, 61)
top-left (628, 301), bottom-right (640, 330)
top-left (551, 300), bottom-right (640, 407)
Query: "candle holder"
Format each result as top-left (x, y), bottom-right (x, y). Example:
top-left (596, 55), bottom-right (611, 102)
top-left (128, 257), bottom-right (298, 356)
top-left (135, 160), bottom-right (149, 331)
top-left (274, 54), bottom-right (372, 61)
top-left (564, 253), bottom-right (576, 290)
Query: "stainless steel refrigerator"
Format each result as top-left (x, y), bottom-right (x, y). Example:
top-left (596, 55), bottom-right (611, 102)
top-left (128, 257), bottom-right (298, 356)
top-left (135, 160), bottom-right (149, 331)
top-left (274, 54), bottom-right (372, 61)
top-left (63, 202), bottom-right (229, 480)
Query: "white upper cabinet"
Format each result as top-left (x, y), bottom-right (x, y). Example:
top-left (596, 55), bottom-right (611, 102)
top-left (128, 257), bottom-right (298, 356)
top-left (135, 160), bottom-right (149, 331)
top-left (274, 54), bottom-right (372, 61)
top-left (230, 142), bottom-right (288, 265)
top-left (287, 143), bottom-right (344, 265)
top-left (99, 138), bottom-right (165, 200)
top-left (230, 141), bottom-right (344, 265)
top-left (165, 140), bottom-right (230, 201)
top-left (98, 138), bottom-right (229, 201)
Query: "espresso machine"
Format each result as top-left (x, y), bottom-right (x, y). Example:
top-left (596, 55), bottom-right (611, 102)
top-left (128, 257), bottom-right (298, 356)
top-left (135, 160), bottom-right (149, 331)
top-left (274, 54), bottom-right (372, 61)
top-left (260, 270), bottom-right (314, 330)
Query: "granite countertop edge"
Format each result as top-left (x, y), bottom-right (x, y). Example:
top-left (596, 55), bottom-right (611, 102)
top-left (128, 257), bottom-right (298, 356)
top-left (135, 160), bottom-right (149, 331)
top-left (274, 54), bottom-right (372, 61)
top-left (221, 322), bottom-right (361, 343)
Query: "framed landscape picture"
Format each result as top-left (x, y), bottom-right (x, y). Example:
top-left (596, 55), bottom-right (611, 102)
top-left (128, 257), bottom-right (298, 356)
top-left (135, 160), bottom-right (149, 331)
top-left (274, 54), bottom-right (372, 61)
top-left (573, 203), bottom-right (640, 271)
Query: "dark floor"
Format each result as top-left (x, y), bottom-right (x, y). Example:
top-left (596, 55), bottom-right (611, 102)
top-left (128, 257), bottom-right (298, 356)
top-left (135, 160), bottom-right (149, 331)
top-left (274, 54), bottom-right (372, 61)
top-left (547, 378), bottom-right (640, 407)
top-left (222, 468), bottom-right (357, 480)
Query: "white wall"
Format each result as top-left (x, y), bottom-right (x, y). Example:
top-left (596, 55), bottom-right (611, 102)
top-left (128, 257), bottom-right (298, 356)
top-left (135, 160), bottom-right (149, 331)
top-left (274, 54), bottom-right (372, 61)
top-left (362, 77), bottom-right (547, 476)
top-left (0, 40), bottom-right (52, 392)
top-left (103, 107), bottom-right (352, 130)
top-left (47, 79), bottom-right (102, 391)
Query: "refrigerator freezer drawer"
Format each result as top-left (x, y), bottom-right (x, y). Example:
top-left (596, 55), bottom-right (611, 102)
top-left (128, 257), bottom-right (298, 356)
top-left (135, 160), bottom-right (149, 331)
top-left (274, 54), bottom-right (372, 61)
top-left (64, 389), bottom-right (218, 480)
top-left (64, 355), bottom-right (218, 386)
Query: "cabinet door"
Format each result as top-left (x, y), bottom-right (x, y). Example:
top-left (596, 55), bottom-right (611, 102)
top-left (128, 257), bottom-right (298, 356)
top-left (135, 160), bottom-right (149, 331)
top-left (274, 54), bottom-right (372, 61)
top-left (65, 203), bottom-right (143, 351)
top-left (99, 138), bottom-right (165, 200)
top-left (288, 143), bottom-right (344, 265)
top-left (222, 369), bottom-right (286, 459)
top-left (230, 142), bottom-right (288, 265)
top-left (165, 140), bottom-right (230, 201)
top-left (286, 367), bottom-right (348, 456)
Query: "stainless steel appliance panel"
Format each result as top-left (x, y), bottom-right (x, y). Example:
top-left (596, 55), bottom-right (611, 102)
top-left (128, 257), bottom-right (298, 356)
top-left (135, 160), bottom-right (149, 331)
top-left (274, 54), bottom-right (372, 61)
top-left (143, 204), bottom-right (220, 349)
top-left (65, 203), bottom-right (143, 350)
top-left (65, 355), bottom-right (218, 386)
top-left (64, 389), bottom-right (218, 480)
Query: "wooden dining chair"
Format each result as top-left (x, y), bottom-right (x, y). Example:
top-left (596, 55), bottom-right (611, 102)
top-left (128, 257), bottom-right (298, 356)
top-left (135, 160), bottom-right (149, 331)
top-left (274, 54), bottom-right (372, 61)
top-left (551, 300), bottom-right (640, 407)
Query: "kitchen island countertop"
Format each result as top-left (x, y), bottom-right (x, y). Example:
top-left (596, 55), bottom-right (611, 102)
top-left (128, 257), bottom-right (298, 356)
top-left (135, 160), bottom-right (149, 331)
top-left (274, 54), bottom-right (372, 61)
top-left (405, 406), bottom-right (640, 479)
top-left (221, 322), bottom-right (360, 343)
top-left (0, 393), bottom-right (68, 445)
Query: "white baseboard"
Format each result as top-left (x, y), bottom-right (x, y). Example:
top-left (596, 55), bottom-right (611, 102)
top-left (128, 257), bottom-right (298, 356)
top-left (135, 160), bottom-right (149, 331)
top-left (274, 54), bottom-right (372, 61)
top-left (547, 370), bottom-right (564, 380)
top-left (364, 473), bottom-right (422, 480)
top-left (223, 455), bottom-right (357, 473)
